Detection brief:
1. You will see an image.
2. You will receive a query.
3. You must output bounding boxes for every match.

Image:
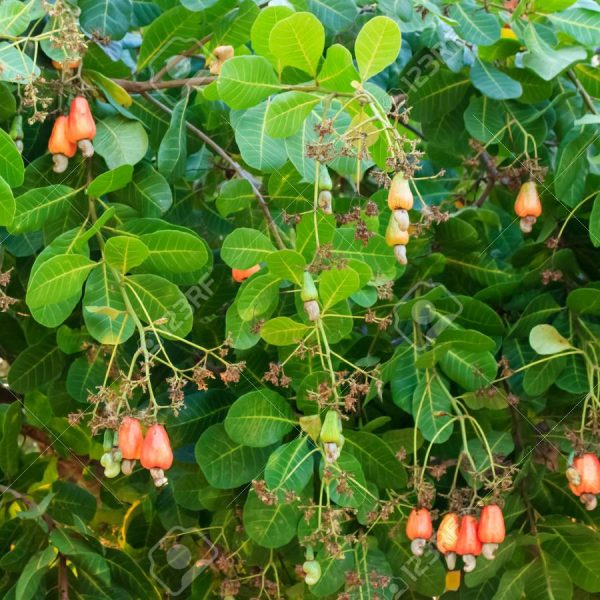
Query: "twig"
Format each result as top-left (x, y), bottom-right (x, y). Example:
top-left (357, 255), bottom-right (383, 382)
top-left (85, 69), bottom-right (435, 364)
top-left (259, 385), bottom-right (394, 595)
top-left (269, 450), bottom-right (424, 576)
top-left (0, 484), bottom-right (55, 530)
top-left (114, 76), bottom-right (215, 93)
top-left (141, 92), bottom-right (285, 250)
top-left (150, 34), bottom-right (212, 82)
top-left (474, 150), bottom-right (498, 207)
top-left (567, 69), bottom-right (598, 115)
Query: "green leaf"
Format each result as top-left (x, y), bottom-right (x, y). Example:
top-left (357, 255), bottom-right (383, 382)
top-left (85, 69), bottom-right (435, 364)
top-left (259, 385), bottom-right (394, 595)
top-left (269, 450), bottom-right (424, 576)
top-left (300, 0), bottom-right (356, 34)
top-left (104, 236), bottom-right (149, 272)
top-left (157, 93), bottom-right (189, 181)
top-left (0, 175), bottom-right (15, 226)
top-left (547, 8), bottom-right (600, 47)
top-left (260, 316), bottom-right (311, 346)
top-left (449, 1), bottom-right (501, 45)
top-left (79, 0), bottom-right (132, 41)
top-left (529, 324), bottom-right (572, 355)
top-left (27, 254), bottom-right (95, 309)
top-left (317, 44), bottom-right (359, 92)
top-left (250, 5), bottom-right (295, 66)
top-left (0, 0), bottom-right (37, 36)
top-left (489, 562), bottom-right (534, 600)
top-left (165, 390), bottom-right (234, 447)
top-left (567, 287), bottom-right (600, 315)
top-left (218, 56), bottom-right (280, 110)
top-left (195, 423), bottom-right (275, 488)
top-left (265, 249), bottom-right (306, 285)
top-left (221, 227), bottom-right (275, 268)
top-left (125, 274), bottom-right (193, 338)
top-left (139, 230), bottom-right (209, 276)
top-left (137, 6), bottom-right (205, 71)
top-left (325, 453), bottom-right (367, 508)
top-left (15, 546), bottom-right (55, 600)
top-left (343, 431), bottom-right (407, 490)
top-left (7, 340), bottom-right (64, 393)
top-left (355, 16), bottom-right (401, 81)
top-left (243, 490), bottom-right (300, 548)
top-left (264, 436), bottom-right (314, 493)
top-left (521, 23), bottom-right (587, 80)
top-left (464, 95), bottom-right (505, 143)
top-left (524, 553), bottom-right (573, 600)
top-left (10, 185), bottom-right (79, 234)
top-left (225, 389), bottom-right (295, 447)
top-left (0, 127), bottom-right (24, 187)
top-left (318, 267), bottom-right (360, 311)
top-left (540, 519), bottom-right (600, 593)
top-left (265, 91), bottom-right (320, 138)
top-left (50, 528), bottom-right (110, 585)
top-left (105, 548), bottom-right (161, 599)
top-left (116, 162), bottom-right (173, 217)
top-left (237, 273), bottom-right (280, 321)
top-left (470, 59), bottom-right (522, 100)
top-left (554, 127), bottom-right (597, 207)
top-left (0, 401), bottom-right (22, 478)
top-left (94, 116), bottom-right (149, 169)
top-left (523, 355), bottom-right (567, 396)
top-left (83, 263), bottom-right (135, 345)
top-left (412, 375), bottom-right (454, 443)
top-left (269, 12), bottom-right (325, 76)
top-left (409, 68), bottom-right (470, 122)
top-left (234, 99), bottom-right (287, 172)
top-left (439, 349), bottom-right (497, 391)
top-left (216, 178), bottom-right (254, 216)
top-left (49, 481), bottom-right (96, 525)
top-left (66, 355), bottom-right (106, 403)
top-left (0, 42), bottom-right (39, 83)
top-left (87, 165), bottom-right (133, 197)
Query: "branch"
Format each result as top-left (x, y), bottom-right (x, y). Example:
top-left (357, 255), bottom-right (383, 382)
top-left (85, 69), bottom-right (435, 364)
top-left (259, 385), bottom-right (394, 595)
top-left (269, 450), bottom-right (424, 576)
top-left (474, 150), bottom-right (498, 207)
top-left (141, 93), bottom-right (285, 250)
top-left (567, 69), bottom-right (598, 115)
top-left (58, 554), bottom-right (69, 600)
top-left (0, 484), bottom-right (55, 530)
top-left (114, 76), bottom-right (215, 94)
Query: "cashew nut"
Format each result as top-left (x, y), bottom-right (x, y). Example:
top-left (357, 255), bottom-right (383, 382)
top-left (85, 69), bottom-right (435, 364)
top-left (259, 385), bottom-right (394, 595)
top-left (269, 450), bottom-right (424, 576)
top-left (463, 554), bottom-right (477, 572)
top-left (410, 538), bottom-right (426, 557)
top-left (482, 543), bottom-right (499, 560)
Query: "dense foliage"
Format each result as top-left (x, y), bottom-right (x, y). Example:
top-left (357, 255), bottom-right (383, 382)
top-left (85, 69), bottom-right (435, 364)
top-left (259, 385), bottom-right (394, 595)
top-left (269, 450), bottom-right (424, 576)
top-left (0, 0), bottom-right (599, 598)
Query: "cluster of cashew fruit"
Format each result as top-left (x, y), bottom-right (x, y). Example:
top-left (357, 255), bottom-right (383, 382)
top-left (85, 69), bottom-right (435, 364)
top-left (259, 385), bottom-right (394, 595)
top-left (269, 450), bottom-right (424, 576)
top-left (514, 181), bottom-right (542, 234)
top-left (101, 417), bottom-right (173, 487)
top-left (385, 173), bottom-right (413, 265)
top-left (566, 452), bottom-right (600, 510)
top-left (406, 504), bottom-right (505, 573)
top-left (48, 96), bottom-right (96, 173)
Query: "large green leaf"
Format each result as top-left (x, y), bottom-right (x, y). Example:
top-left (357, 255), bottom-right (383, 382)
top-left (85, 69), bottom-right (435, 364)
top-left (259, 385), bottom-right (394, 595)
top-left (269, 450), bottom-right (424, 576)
top-left (157, 94), bottom-right (189, 181)
top-left (139, 230), bottom-right (209, 276)
top-left (94, 116), bottom-right (149, 169)
top-left (15, 546), bottom-right (55, 600)
top-left (79, 0), bottom-right (132, 41)
top-left (412, 374), bottom-right (454, 443)
top-left (7, 340), bottom-right (64, 393)
top-left (234, 99), bottom-right (287, 172)
top-left (224, 389), bottom-right (295, 447)
top-left (116, 162), bottom-right (173, 217)
top-left (221, 227), bottom-right (275, 268)
top-left (265, 91), bottom-right (320, 138)
top-left (470, 59), bottom-right (522, 100)
top-left (343, 430), bottom-right (407, 490)
top-left (26, 254), bottom-right (96, 309)
top-left (125, 273), bottom-right (193, 338)
top-left (218, 56), bottom-right (280, 109)
top-left (243, 490), bottom-right (300, 548)
top-left (264, 436), bottom-right (314, 493)
top-left (449, 1), bottom-right (501, 45)
top-left (269, 12), bottom-right (324, 76)
top-left (137, 6), bottom-right (205, 71)
top-left (195, 423), bottom-right (275, 488)
top-left (355, 16), bottom-right (401, 81)
top-left (83, 263), bottom-right (135, 345)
